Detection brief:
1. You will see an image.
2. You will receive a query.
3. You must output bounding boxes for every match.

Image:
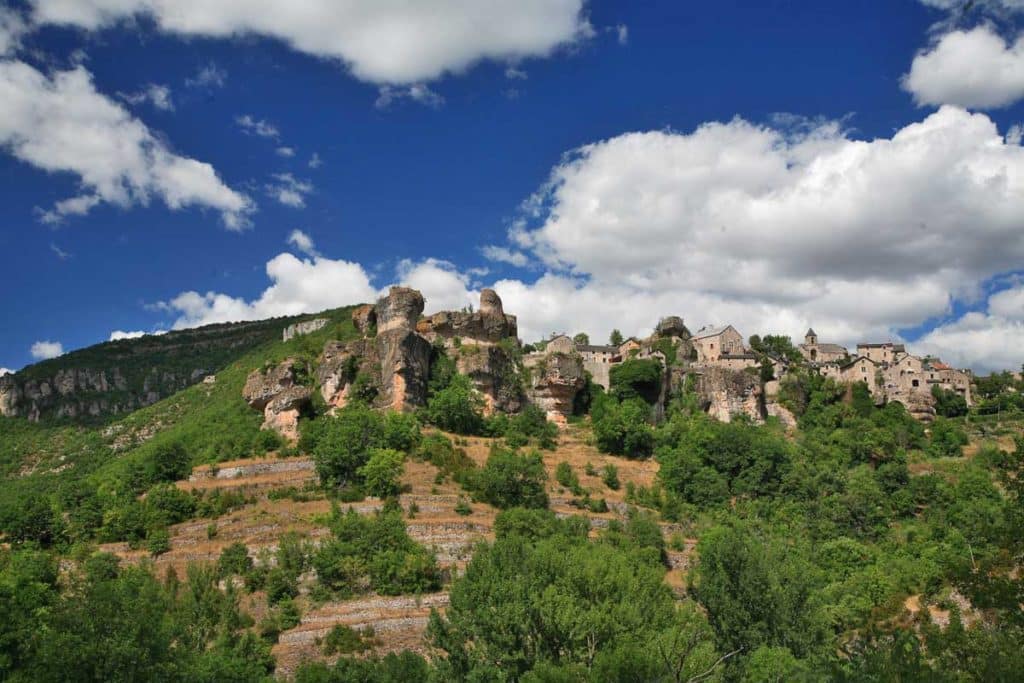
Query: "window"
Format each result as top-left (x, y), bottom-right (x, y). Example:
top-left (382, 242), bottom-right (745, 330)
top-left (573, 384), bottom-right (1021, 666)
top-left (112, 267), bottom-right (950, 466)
top-left (912, 379), bottom-right (919, 387)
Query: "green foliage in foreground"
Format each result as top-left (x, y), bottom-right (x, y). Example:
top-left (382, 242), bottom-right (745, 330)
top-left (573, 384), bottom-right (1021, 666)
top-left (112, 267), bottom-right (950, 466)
top-left (0, 551), bottom-right (273, 682)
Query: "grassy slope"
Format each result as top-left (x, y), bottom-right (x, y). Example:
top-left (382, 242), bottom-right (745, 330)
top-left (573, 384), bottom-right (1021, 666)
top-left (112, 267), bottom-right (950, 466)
top-left (0, 305), bottom-right (361, 511)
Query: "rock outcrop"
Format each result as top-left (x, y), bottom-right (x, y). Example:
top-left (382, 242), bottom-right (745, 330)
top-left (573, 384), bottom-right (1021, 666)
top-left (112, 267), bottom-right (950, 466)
top-left (417, 288), bottom-right (517, 349)
top-left (655, 316), bottom-right (689, 339)
top-left (316, 288), bottom-right (434, 413)
top-left (352, 304), bottom-right (377, 336)
top-left (376, 287), bottom-right (424, 334)
top-left (457, 345), bottom-right (522, 414)
top-left (525, 352), bottom-right (585, 425)
top-left (243, 360), bottom-right (312, 441)
top-left (692, 367), bottom-right (764, 424)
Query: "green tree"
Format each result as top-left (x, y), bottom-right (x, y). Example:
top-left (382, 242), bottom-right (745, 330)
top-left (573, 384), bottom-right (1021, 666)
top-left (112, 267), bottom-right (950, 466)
top-left (425, 374), bottom-right (485, 435)
top-left (471, 447), bottom-right (549, 509)
top-left (358, 448), bottom-right (405, 498)
top-left (609, 358), bottom-right (663, 404)
top-left (302, 404), bottom-right (386, 488)
top-left (592, 396), bottom-right (654, 458)
top-left (573, 332), bottom-right (590, 346)
top-left (609, 329), bottom-right (624, 346)
top-left (430, 527), bottom-right (721, 680)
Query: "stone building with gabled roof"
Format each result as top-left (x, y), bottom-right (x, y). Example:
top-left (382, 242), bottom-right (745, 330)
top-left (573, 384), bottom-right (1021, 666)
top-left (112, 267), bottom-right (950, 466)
top-left (692, 324), bottom-right (745, 363)
top-left (798, 328), bottom-right (848, 364)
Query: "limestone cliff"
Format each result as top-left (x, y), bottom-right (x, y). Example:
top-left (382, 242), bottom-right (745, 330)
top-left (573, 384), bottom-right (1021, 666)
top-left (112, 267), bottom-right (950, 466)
top-left (691, 367), bottom-right (764, 424)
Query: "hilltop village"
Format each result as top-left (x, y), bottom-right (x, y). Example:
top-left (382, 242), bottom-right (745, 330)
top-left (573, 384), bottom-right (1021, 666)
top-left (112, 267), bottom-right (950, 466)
top-left (239, 287), bottom-right (975, 441)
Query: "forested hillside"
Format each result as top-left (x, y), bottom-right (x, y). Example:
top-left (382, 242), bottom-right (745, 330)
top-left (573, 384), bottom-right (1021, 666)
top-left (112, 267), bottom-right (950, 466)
top-left (0, 309), bottom-right (352, 422)
top-left (0, 307), bottom-right (1021, 682)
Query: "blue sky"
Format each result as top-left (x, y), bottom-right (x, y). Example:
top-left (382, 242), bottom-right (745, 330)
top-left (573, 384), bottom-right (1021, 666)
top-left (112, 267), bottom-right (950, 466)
top-left (2, 0), bottom-right (1024, 374)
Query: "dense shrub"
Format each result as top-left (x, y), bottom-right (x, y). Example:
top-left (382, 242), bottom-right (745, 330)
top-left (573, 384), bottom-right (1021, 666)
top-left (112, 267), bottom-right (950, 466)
top-left (470, 446), bottom-right (549, 509)
top-left (592, 396), bottom-right (655, 458)
top-left (358, 448), bottom-right (405, 498)
top-left (609, 359), bottom-right (663, 404)
top-left (425, 374), bottom-right (485, 434)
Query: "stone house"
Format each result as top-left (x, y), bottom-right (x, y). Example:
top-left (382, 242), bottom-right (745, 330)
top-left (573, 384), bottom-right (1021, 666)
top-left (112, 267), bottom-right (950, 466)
top-left (618, 338), bottom-right (642, 356)
top-left (545, 335), bottom-right (576, 355)
top-left (856, 342), bottom-right (906, 366)
top-left (798, 328), bottom-right (848, 364)
top-left (821, 355), bottom-right (880, 394)
top-left (692, 325), bottom-right (745, 364)
top-left (579, 344), bottom-right (622, 390)
top-left (926, 361), bottom-right (973, 404)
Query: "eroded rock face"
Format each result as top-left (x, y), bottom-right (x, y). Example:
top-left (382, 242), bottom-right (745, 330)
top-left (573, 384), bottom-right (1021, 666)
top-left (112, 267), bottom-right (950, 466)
top-left (692, 367), bottom-right (764, 424)
top-left (282, 318), bottom-right (328, 342)
top-left (457, 345), bottom-right (522, 414)
top-left (376, 287), bottom-right (424, 334)
top-left (1, 367), bottom-right (146, 421)
top-left (526, 353), bottom-right (585, 425)
top-left (418, 289), bottom-right (518, 349)
top-left (352, 304), bottom-right (377, 336)
top-left (376, 329), bottom-right (432, 412)
top-left (243, 359), bottom-right (311, 441)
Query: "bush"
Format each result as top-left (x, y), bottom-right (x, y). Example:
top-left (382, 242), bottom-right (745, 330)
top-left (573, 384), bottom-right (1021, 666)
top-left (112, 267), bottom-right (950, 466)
top-left (609, 359), bottom-right (663, 404)
top-left (359, 448), bottom-right (405, 498)
top-left (321, 625), bottom-right (376, 655)
top-left (602, 464), bottom-right (620, 490)
top-left (425, 375), bottom-right (485, 435)
top-left (931, 385), bottom-right (968, 418)
top-left (142, 440), bottom-right (191, 485)
top-left (383, 411), bottom-right (422, 452)
top-left (592, 397), bottom-right (655, 458)
top-left (217, 542), bottom-right (253, 578)
top-left (413, 433), bottom-right (476, 482)
top-left (303, 404), bottom-right (387, 488)
top-left (471, 447), bottom-right (549, 509)
top-left (555, 462), bottom-right (577, 489)
top-left (927, 417), bottom-right (968, 458)
top-left (146, 528), bottom-right (171, 556)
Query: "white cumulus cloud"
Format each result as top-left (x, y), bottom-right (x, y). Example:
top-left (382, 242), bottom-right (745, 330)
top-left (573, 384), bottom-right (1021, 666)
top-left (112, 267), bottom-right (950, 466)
top-left (904, 26), bottom-right (1024, 108)
top-left (0, 368), bottom-right (13, 377)
top-left (156, 253), bottom-right (378, 329)
top-left (29, 0), bottom-right (591, 85)
top-left (0, 60), bottom-right (253, 228)
top-left (30, 340), bottom-right (64, 360)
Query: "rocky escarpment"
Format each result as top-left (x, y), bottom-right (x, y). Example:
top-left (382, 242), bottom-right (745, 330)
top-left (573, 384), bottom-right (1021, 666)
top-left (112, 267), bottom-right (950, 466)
top-left (417, 289), bottom-right (522, 413)
top-left (315, 288), bottom-right (433, 414)
top-left (688, 366), bottom-right (797, 426)
top-left (416, 288), bottom-right (518, 350)
top-left (691, 367), bottom-right (764, 424)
